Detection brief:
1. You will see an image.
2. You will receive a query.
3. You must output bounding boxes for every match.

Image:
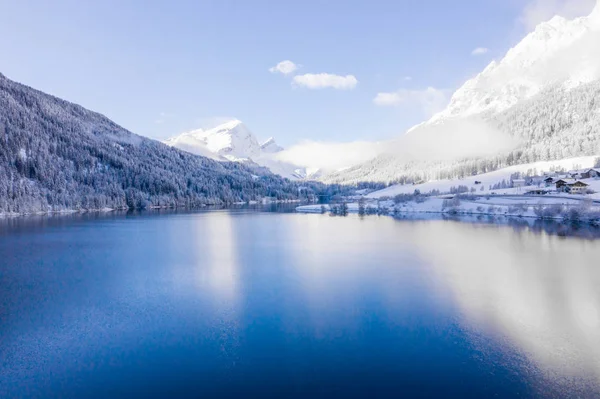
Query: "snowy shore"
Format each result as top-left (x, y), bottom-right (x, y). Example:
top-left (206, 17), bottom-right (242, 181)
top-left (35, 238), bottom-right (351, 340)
top-left (0, 207), bottom-right (117, 218)
top-left (296, 194), bottom-right (600, 224)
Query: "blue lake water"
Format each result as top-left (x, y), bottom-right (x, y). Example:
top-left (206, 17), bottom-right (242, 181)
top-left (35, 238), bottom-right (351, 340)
top-left (1, 209), bottom-right (600, 398)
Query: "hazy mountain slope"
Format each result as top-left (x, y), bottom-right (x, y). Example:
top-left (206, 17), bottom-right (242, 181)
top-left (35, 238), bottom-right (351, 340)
top-left (325, 81), bottom-right (600, 185)
top-left (0, 73), bottom-right (320, 214)
top-left (326, 3), bottom-right (600, 185)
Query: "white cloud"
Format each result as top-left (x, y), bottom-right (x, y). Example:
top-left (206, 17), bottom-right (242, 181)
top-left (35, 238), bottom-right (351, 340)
top-left (269, 60), bottom-right (299, 75)
top-left (404, 76), bottom-right (413, 81)
top-left (385, 118), bottom-right (521, 163)
top-left (273, 117), bottom-right (519, 172)
top-left (292, 73), bottom-right (358, 90)
top-left (471, 47), bottom-right (490, 56)
top-left (274, 140), bottom-right (384, 171)
top-left (373, 87), bottom-right (449, 116)
top-left (519, 0), bottom-right (596, 30)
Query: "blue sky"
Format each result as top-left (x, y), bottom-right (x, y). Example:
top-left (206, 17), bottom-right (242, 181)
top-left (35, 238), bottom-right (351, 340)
top-left (0, 0), bottom-right (595, 146)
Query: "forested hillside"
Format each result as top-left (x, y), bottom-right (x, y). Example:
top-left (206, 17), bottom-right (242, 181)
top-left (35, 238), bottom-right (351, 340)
top-left (324, 82), bottom-right (600, 185)
top-left (0, 73), bottom-right (322, 214)
top-left (324, 5), bottom-right (600, 186)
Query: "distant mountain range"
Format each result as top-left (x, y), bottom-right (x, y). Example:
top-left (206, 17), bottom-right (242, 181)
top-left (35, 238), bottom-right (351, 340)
top-left (166, 3), bottom-right (600, 186)
top-left (3, 2), bottom-right (600, 213)
top-left (0, 73), bottom-right (325, 214)
top-left (325, 2), bottom-right (600, 185)
top-left (165, 120), bottom-right (322, 180)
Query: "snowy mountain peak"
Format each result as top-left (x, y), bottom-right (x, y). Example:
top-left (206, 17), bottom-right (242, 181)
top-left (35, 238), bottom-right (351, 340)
top-left (165, 121), bottom-right (319, 180)
top-left (328, 3), bottom-right (600, 185)
top-left (590, 0), bottom-right (600, 25)
top-left (165, 120), bottom-right (261, 161)
top-left (260, 137), bottom-right (283, 153)
top-left (431, 4), bottom-right (600, 122)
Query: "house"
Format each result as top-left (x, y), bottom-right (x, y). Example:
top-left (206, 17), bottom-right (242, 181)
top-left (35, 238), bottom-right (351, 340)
top-left (567, 181), bottom-right (589, 194)
top-left (569, 171), bottom-right (583, 179)
top-left (580, 170), bottom-right (593, 179)
top-left (569, 169), bottom-right (599, 179)
top-left (555, 179), bottom-right (575, 192)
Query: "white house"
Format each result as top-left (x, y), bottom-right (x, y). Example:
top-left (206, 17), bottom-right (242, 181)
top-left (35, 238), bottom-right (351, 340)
top-left (567, 181), bottom-right (589, 194)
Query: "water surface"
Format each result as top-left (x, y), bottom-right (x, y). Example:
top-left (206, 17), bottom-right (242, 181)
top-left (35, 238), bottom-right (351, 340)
top-left (1, 210), bottom-right (599, 398)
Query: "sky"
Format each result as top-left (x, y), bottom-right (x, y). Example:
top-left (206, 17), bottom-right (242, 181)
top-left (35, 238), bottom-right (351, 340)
top-left (0, 0), bottom-right (597, 147)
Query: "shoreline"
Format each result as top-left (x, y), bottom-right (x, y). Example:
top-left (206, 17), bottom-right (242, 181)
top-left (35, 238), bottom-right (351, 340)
top-left (296, 200), bottom-right (600, 226)
top-left (0, 201), bottom-right (308, 219)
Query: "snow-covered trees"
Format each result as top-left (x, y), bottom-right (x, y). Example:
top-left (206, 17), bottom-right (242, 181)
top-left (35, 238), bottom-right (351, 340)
top-left (0, 73), bottom-right (325, 214)
top-left (358, 197), bottom-right (366, 216)
top-left (324, 81), bottom-right (600, 186)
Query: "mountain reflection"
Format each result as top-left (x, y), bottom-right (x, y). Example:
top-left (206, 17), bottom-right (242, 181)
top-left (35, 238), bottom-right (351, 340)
top-left (394, 213), bottom-right (600, 240)
top-left (192, 212), bottom-right (241, 304)
top-left (407, 220), bottom-right (600, 390)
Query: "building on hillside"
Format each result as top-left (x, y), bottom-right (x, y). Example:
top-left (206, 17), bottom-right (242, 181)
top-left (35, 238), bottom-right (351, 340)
top-left (544, 177), bottom-right (555, 186)
top-left (567, 181), bottom-right (589, 194)
top-left (555, 179), bottom-right (575, 192)
top-left (569, 169), bottom-right (600, 179)
top-left (570, 170), bottom-right (583, 179)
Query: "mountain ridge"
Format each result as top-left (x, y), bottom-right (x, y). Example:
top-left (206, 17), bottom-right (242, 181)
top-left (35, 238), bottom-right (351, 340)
top-left (431, 1), bottom-right (600, 123)
top-left (165, 120), bottom-right (319, 180)
top-left (325, 4), bottom-right (600, 185)
top-left (0, 72), bottom-right (323, 214)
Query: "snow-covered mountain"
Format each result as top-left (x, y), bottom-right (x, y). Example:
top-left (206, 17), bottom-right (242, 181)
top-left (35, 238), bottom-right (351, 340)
top-left (165, 120), bottom-right (318, 180)
top-left (325, 2), bottom-right (600, 185)
top-left (260, 137), bottom-right (284, 153)
top-left (434, 1), bottom-right (600, 121)
top-left (164, 120), bottom-right (261, 162)
top-left (0, 73), bottom-right (319, 214)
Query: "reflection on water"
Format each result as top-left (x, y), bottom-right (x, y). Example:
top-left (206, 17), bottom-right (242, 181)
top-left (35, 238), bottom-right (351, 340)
top-left (0, 211), bottom-right (599, 398)
top-left (405, 220), bottom-right (600, 396)
top-left (192, 212), bottom-right (241, 302)
top-left (393, 212), bottom-right (600, 240)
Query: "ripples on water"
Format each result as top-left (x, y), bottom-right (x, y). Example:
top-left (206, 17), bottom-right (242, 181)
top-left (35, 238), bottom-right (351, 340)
top-left (1, 209), bottom-right (599, 398)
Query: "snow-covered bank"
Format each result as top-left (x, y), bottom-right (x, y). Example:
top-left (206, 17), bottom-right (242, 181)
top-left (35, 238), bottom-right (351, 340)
top-left (0, 208), bottom-right (116, 218)
top-left (367, 156), bottom-right (599, 199)
top-left (297, 194), bottom-right (600, 225)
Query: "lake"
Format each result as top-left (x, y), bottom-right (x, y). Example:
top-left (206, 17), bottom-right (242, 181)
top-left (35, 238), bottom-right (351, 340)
top-left (1, 209), bottom-right (599, 398)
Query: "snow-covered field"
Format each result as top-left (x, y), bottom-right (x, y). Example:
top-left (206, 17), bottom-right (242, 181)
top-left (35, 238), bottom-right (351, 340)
top-left (298, 158), bottom-right (600, 223)
top-left (367, 156), bottom-right (599, 199)
top-left (0, 208), bottom-right (116, 218)
top-left (297, 193), bottom-right (600, 223)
